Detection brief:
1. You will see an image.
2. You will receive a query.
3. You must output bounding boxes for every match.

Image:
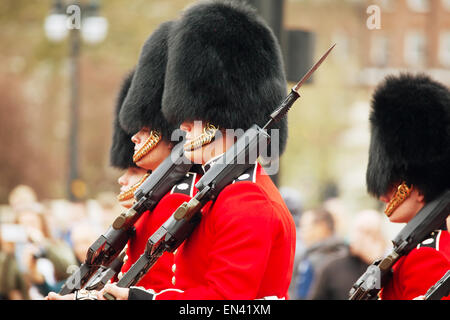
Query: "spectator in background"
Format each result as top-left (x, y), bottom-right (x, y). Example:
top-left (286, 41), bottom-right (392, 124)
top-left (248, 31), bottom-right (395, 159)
top-left (48, 200), bottom-right (89, 249)
top-left (309, 210), bottom-right (388, 300)
top-left (279, 187), bottom-right (304, 300)
top-left (347, 210), bottom-right (388, 265)
top-left (95, 192), bottom-right (123, 230)
top-left (0, 224), bottom-right (30, 300)
top-left (279, 187), bottom-right (303, 228)
top-left (320, 182), bottom-right (352, 241)
top-left (16, 205), bottom-right (77, 298)
top-left (323, 197), bottom-right (351, 242)
top-left (64, 201), bottom-right (88, 246)
top-left (294, 208), bottom-right (347, 299)
top-left (70, 221), bottom-right (101, 265)
top-left (8, 185), bottom-right (38, 213)
top-left (10, 187), bottom-right (77, 299)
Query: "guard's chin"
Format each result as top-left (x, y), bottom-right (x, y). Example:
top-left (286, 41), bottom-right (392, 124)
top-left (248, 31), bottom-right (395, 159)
top-left (133, 132), bottom-right (161, 163)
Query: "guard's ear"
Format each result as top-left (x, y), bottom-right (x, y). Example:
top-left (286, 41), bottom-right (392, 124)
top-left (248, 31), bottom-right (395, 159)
top-left (416, 189), bottom-right (426, 205)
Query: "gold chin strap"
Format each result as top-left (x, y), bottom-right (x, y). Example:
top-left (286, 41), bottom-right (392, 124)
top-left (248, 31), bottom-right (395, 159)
top-left (133, 131), bottom-right (161, 163)
top-left (385, 182), bottom-right (413, 217)
top-left (117, 172), bottom-right (151, 202)
top-left (183, 123), bottom-right (219, 152)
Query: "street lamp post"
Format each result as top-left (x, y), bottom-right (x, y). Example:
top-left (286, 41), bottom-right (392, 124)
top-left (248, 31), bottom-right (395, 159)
top-left (68, 26), bottom-right (81, 201)
top-left (44, 0), bottom-right (108, 201)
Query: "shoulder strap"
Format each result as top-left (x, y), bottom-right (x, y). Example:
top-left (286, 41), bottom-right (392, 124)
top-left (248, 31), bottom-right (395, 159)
top-left (170, 172), bottom-right (197, 197)
top-left (417, 230), bottom-right (442, 250)
top-left (232, 163), bottom-right (258, 184)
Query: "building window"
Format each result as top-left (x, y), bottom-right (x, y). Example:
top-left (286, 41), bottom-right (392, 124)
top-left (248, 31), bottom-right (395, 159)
top-left (404, 31), bottom-right (427, 67)
top-left (439, 31), bottom-right (450, 67)
top-left (371, 34), bottom-right (390, 67)
top-left (406, 0), bottom-right (430, 12)
top-left (442, 0), bottom-right (450, 11)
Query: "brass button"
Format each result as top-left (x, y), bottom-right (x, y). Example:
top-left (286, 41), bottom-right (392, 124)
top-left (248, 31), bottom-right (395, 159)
top-left (172, 264), bottom-right (176, 273)
top-left (123, 255), bottom-right (128, 263)
top-left (171, 276), bottom-right (176, 286)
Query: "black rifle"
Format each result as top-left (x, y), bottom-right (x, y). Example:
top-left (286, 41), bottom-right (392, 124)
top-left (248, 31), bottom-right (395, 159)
top-left (349, 190), bottom-right (450, 300)
top-left (59, 142), bottom-right (193, 294)
top-left (103, 44), bottom-right (336, 300)
top-left (424, 270), bottom-right (450, 300)
top-left (83, 250), bottom-right (127, 291)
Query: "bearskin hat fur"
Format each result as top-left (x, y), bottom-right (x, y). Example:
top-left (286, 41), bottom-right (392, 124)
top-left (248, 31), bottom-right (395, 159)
top-left (162, 0), bottom-right (288, 154)
top-left (110, 69), bottom-right (137, 169)
top-left (366, 73), bottom-right (450, 202)
top-left (119, 21), bottom-right (176, 142)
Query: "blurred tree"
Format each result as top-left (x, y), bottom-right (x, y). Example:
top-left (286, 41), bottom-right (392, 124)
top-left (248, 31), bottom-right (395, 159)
top-left (0, 0), bottom-right (193, 203)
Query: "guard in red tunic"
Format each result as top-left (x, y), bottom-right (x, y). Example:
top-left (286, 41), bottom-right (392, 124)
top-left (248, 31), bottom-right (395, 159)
top-left (114, 20), bottom-right (202, 292)
top-left (100, 0), bottom-right (295, 300)
top-left (365, 73), bottom-right (450, 300)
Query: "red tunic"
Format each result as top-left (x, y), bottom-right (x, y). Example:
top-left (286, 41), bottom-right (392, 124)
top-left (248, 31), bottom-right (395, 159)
top-left (145, 163), bottom-right (297, 300)
top-left (381, 230), bottom-right (450, 300)
top-left (118, 172), bottom-right (201, 291)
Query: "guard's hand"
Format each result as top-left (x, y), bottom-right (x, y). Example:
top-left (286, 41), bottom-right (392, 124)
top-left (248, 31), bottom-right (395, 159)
top-left (98, 283), bottom-right (129, 300)
top-left (46, 292), bottom-right (75, 300)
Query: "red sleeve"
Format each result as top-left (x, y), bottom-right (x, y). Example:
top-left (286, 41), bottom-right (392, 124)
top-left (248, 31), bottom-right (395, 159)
top-left (397, 247), bottom-right (450, 300)
top-left (154, 183), bottom-right (278, 300)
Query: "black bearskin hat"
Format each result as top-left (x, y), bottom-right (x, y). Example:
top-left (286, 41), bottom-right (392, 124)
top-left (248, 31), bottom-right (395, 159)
top-left (366, 73), bottom-right (450, 202)
top-left (162, 0), bottom-right (288, 154)
top-left (119, 21), bottom-right (176, 142)
top-left (110, 69), bottom-right (137, 169)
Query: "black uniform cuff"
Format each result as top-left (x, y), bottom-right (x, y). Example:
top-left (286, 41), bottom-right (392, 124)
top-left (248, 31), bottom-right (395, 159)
top-left (128, 287), bottom-right (155, 300)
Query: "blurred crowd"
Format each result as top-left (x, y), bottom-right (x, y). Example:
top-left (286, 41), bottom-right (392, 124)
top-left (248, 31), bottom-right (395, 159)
top-left (0, 183), bottom-right (391, 300)
top-left (0, 185), bottom-right (122, 300)
top-left (280, 187), bottom-right (391, 300)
